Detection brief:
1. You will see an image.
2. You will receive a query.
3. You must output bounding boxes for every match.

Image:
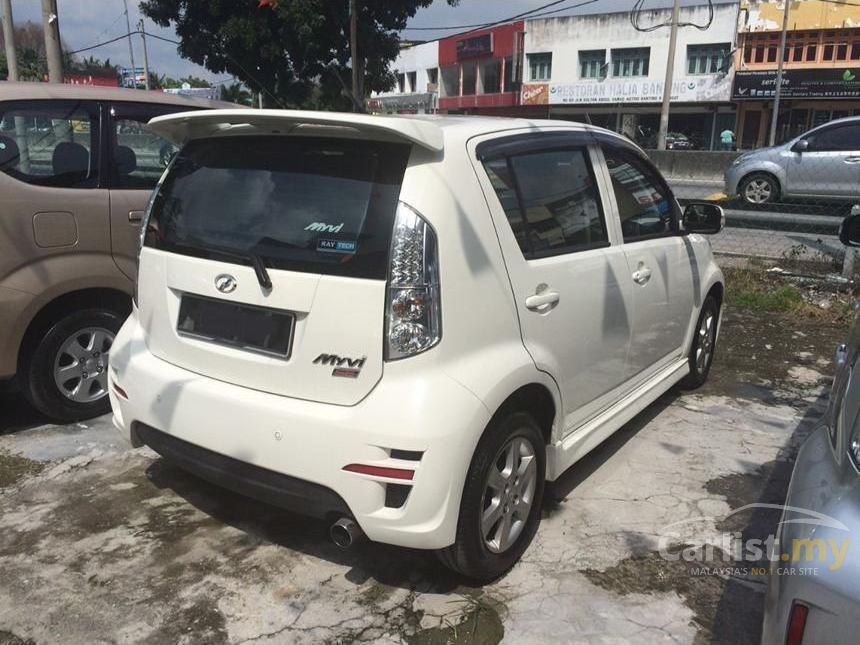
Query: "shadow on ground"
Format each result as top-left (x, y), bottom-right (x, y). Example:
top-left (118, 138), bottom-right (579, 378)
top-left (0, 393), bottom-right (50, 436)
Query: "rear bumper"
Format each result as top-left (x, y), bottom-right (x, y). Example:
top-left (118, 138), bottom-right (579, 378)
top-left (0, 285), bottom-right (31, 379)
top-left (135, 423), bottom-right (352, 520)
top-left (108, 313), bottom-right (491, 549)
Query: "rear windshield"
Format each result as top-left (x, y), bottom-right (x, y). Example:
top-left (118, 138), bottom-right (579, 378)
top-left (144, 135), bottom-right (410, 279)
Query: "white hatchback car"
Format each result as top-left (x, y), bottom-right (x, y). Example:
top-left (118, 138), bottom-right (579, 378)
top-left (109, 110), bottom-right (725, 581)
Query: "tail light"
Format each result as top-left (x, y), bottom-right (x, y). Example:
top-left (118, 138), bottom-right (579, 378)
top-left (133, 183), bottom-right (160, 308)
top-left (385, 202), bottom-right (440, 360)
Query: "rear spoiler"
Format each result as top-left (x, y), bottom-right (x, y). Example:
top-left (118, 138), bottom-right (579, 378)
top-left (147, 109), bottom-right (444, 152)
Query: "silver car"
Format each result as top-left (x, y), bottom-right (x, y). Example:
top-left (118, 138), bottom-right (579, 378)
top-left (725, 116), bottom-right (860, 205)
top-left (760, 210), bottom-right (860, 644)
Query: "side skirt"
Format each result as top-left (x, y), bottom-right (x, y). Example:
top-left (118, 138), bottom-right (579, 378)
top-left (545, 357), bottom-right (689, 481)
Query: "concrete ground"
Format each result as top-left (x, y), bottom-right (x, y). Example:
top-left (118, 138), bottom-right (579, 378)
top-left (0, 308), bottom-right (844, 645)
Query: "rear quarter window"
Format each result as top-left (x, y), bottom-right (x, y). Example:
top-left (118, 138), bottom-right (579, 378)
top-left (144, 136), bottom-right (411, 279)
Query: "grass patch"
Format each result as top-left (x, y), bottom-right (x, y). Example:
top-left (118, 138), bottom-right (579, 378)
top-left (723, 267), bottom-right (854, 323)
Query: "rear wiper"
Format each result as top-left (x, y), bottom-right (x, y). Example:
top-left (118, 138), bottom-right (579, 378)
top-left (173, 238), bottom-right (272, 290)
top-left (247, 254), bottom-right (273, 290)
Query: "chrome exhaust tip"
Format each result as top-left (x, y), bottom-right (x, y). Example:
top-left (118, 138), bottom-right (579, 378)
top-left (330, 517), bottom-right (363, 549)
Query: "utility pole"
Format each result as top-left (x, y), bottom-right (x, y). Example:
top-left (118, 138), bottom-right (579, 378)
top-left (768, 0), bottom-right (790, 146)
top-left (41, 0), bottom-right (62, 83)
top-left (122, 0), bottom-right (137, 88)
top-left (350, 0), bottom-right (363, 113)
top-left (138, 19), bottom-right (150, 90)
top-left (657, 0), bottom-right (681, 151)
top-left (1, 0), bottom-right (18, 81)
top-left (3, 0), bottom-right (29, 171)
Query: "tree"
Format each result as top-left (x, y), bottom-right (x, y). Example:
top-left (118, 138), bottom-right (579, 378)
top-left (220, 82), bottom-right (253, 106)
top-left (0, 21), bottom-right (52, 81)
top-left (139, 0), bottom-right (457, 110)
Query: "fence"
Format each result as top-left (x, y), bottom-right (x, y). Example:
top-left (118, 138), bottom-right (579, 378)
top-left (652, 148), bottom-right (860, 279)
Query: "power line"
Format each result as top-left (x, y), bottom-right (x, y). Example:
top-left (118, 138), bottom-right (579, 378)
top-left (63, 28), bottom-right (284, 107)
top-left (141, 30), bottom-right (286, 108)
top-left (630, 0), bottom-right (714, 32)
top-left (67, 31), bottom-right (135, 55)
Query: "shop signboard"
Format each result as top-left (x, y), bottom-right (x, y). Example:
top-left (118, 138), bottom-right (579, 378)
top-left (732, 68), bottom-right (860, 100)
top-left (456, 34), bottom-right (493, 60)
top-left (528, 74), bottom-right (732, 105)
top-left (522, 83), bottom-right (549, 105)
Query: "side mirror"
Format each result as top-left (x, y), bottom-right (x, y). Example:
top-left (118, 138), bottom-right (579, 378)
top-left (792, 139), bottom-right (809, 153)
top-left (839, 208), bottom-right (860, 247)
top-left (683, 203), bottom-right (724, 235)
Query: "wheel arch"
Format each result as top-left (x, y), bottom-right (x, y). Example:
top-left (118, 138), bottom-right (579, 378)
top-left (17, 287), bottom-right (131, 371)
top-left (739, 169), bottom-right (782, 198)
top-left (487, 382), bottom-right (557, 447)
top-left (706, 280), bottom-right (724, 310)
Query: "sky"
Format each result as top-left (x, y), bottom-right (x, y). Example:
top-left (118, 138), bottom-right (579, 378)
top-left (4, 0), bottom-right (737, 84)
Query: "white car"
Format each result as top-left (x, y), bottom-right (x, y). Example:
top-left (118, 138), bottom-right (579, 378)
top-left (109, 110), bottom-right (725, 581)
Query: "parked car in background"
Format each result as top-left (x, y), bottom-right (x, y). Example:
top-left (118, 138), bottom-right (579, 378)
top-left (640, 131), bottom-right (695, 150)
top-left (109, 110), bottom-right (725, 581)
top-left (725, 116), bottom-right (860, 205)
top-left (0, 82), bottom-right (230, 421)
top-left (760, 207), bottom-right (860, 644)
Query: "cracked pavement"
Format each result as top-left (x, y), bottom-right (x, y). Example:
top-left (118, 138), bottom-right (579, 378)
top-left (0, 308), bottom-right (845, 644)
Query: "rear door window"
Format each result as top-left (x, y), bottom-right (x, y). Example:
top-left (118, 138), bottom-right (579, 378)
top-left (145, 136), bottom-right (410, 279)
top-left (109, 102), bottom-right (192, 189)
top-left (483, 147), bottom-right (608, 259)
top-left (0, 99), bottom-right (99, 188)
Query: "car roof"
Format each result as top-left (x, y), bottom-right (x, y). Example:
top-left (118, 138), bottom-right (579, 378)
top-left (0, 81), bottom-right (235, 109)
top-left (148, 108), bottom-right (602, 153)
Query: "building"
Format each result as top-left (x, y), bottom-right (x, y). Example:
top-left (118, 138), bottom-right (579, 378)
top-left (436, 21), bottom-right (525, 115)
top-left (520, 1), bottom-right (740, 150)
top-left (734, 0), bottom-right (860, 148)
top-left (63, 72), bottom-right (118, 87)
top-left (368, 41), bottom-right (439, 114)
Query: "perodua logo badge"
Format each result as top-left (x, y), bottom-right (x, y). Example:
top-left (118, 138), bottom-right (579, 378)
top-left (215, 274), bottom-right (237, 294)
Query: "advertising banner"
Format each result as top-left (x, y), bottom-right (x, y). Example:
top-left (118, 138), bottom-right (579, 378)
top-left (733, 68), bottom-right (860, 100)
top-left (526, 75), bottom-right (733, 105)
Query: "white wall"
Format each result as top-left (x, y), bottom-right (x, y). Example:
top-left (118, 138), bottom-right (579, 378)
top-left (373, 41), bottom-right (439, 97)
top-left (523, 3), bottom-right (739, 103)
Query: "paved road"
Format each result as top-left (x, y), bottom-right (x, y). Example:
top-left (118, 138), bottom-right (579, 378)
top-left (666, 179), bottom-right (850, 264)
top-left (0, 311), bottom-right (842, 644)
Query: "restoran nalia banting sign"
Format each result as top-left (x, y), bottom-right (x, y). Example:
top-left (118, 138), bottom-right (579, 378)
top-left (522, 75), bottom-right (732, 105)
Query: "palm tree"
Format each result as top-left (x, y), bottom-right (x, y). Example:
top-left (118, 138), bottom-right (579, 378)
top-left (220, 82), bottom-right (253, 106)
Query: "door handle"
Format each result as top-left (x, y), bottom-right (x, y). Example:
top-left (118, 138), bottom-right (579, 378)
top-left (128, 210), bottom-right (144, 223)
top-left (525, 290), bottom-right (560, 310)
top-left (632, 266), bottom-right (652, 285)
top-left (845, 157), bottom-right (860, 164)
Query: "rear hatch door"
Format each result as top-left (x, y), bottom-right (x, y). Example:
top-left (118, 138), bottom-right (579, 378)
top-left (137, 133), bottom-right (411, 405)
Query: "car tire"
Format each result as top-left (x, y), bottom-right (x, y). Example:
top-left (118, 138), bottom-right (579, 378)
top-left (22, 308), bottom-right (124, 422)
top-left (438, 411), bottom-right (546, 583)
top-left (739, 172), bottom-right (780, 205)
top-left (680, 295), bottom-right (719, 390)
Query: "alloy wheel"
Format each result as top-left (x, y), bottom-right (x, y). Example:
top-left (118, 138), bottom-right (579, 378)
top-left (53, 327), bottom-right (114, 403)
top-left (744, 179), bottom-right (773, 204)
top-left (481, 435), bottom-right (538, 554)
top-left (695, 310), bottom-right (716, 374)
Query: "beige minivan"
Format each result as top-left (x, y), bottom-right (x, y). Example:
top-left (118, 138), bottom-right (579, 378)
top-left (0, 82), bottom-right (229, 421)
